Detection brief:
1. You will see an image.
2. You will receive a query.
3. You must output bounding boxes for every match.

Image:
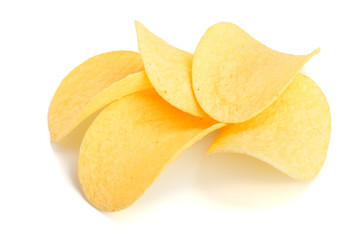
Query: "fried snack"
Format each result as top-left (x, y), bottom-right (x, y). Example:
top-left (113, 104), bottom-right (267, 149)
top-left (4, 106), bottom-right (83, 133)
top-left (135, 21), bottom-right (206, 118)
top-left (208, 74), bottom-right (331, 180)
top-left (79, 90), bottom-right (225, 211)
top-left (48, 51), bottom-right (145, 142)
top-left (192, 22), bottom-right (319, 123)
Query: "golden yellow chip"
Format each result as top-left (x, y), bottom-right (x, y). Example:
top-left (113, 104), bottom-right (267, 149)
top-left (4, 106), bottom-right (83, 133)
top-left (192, 22), bottom-right (319, 123)
top-left (208, 74), bottom-right (331, 180)
top-left (135, 21), bottom-right (206, 118)
top-left (48, 51), bottom-right (146, 142)
top-left (61, 71), bottom-right (151, 138)
top-left (79, 90), bottom-right (225, 211)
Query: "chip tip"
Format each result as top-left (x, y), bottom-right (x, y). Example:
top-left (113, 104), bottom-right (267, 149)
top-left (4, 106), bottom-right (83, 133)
top-left (213, 21), bottom-right (237, 27)
top-left (50, 132), bottom-right (58, 143)
top-left (310, 48), bottom-right (321, 57)
top-left (134, 21), bottom-right (147, 44)
top-left (206, 145), bottom-right (224, 155)
top-left (48, 119), bottom-right (63, 143)
top-left (205, 148), bottom-right (214, 155)
top-left (134, 20), bottom-right (145, 30)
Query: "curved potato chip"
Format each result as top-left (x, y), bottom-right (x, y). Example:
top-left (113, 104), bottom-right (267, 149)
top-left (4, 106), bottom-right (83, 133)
top-left (207, 74), bottom-right (331, 180)
top-left (192, 22), bottom-right (319, 123)
top-left (79, 90), bottom-right (225, 211)
top-left (62, 71), bottom-right (151, 139)
top-left (135, 21), bottom-right (206, 118)
top-left (48, 51), bottom-right (145, 142)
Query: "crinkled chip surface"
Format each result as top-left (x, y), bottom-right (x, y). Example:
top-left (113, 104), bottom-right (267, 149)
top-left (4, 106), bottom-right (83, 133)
top-left (48, 51), bottom-right (145, 142)
top-left (135, 21), bottom-right (206, 118)
top-left (192, 22), bottom-right (319, 123)
top-left (78, 90), bottom-right (225, 211)
top-left (208, 74), bottom-right (331, 180)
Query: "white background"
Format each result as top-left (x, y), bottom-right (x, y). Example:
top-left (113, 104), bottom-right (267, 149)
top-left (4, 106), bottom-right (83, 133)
top-left (1, 0), bottom-right (359, 239)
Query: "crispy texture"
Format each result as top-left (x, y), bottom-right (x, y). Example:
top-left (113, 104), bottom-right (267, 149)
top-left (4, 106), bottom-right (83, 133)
top-left (208, 74), bottom-right (331, 180)
top-left (192, 22), bottom-right (319, 123)
top-left (48, 51), bottom-right (145, 142)
top-left (78, 90), bottom-right (225, 211)
top-left (135, 21), bottom-right (206, 118)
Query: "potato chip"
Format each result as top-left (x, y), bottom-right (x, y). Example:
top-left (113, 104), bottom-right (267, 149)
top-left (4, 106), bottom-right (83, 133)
top-left (207, 74), bottom-right (331, 180)
top-left (48, 51), bottom-right (145, 142)
top-left (135, 21), bottom-right (206, 118)
top-left (78, 90), bottom-right (225, 211)
top-left (192, 22), bottom-right (319, 123)
top-left (62, 71), bottom-right (151, 138)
